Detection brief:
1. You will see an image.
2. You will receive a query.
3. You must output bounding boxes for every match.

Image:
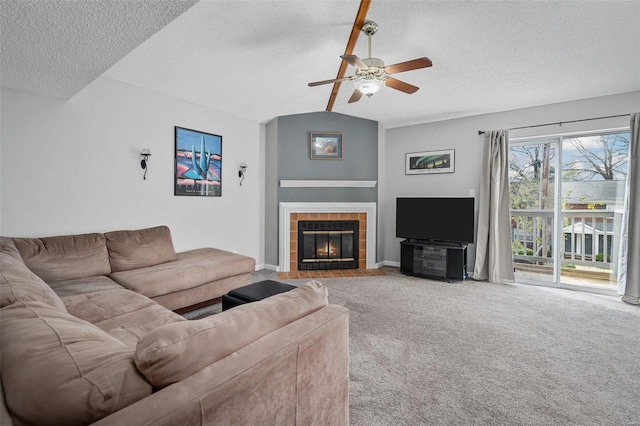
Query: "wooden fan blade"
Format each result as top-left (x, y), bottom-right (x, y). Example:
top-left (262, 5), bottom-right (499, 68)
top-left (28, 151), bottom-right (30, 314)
top-left (385, 77), bottom-right (419, 94)
top-left (341, 54), bottom-right (368, 70)
top-left (348, 89), bottom-right (364, 103)
top-left (308, 76), bottom-right (352, 87)
top-left (384, 57), bottom-right (433, 75)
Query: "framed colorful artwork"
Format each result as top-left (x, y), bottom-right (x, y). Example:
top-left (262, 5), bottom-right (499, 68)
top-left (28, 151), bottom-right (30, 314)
top-left (175, 126), bottom-right (222, 196)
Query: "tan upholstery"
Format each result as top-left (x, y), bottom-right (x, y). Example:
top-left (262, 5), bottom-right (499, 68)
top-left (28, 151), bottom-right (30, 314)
top-left (1, 246), bottom-right (67, 311)
top-left (0, 301), bottom-right (152, 426)
top-left (134, 281), bottom-right (328, 387)
top-left (63, 288), bottom-right (186, 348)
top-left (6, 225), bottom-right (255, 312)
top-left (177, 248), bottom-right (257, 282)
top-left (0, 227), bottom-right (347, 425)
top-left (110, 247), bottom-right (255, 299)
top-left (48, 275), bottom-right (124, 298)
top-left (0, 237), bottom-right (23, 262)
top-left (12, 233), bottom-right (111, 282)
top-left (0, 371), bottom-right (13, 426)
top-left (92, 305), bottom-right (350, 426)
top-left (295, 304), bottom-right (350, 425)
top-left (150, 273), bottom-right (251, 311)
top-left (105, 226), bottom-right (177, 272)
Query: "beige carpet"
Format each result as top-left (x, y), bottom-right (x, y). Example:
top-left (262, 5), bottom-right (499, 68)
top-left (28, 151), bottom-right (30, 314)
top-left (284, 267), bottom-right (640, 426)
top-left (186, 267), bottom-right (640, 425)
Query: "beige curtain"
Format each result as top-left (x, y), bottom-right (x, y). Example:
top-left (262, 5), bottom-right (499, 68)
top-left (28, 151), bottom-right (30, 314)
top-left (617, 113), bottom-right (640, 305)
top-left (473, 130), bottom-right (515, 283)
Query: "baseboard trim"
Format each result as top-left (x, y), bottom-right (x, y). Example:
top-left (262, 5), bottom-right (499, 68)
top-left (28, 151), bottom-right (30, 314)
top-left (261, 262), bottom-right (398, 272)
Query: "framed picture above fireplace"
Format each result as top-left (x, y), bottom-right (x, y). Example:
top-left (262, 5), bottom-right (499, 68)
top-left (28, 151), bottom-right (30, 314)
top-left (310, 132), bottom-right (343, 160)
top-left (406, 149), bottom-right (455, 175)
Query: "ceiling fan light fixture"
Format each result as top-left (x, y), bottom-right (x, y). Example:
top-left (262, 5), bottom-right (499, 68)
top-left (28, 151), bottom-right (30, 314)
top-left (354, 77), bottom-right (384, 96)
top-left (308, 19), bottom-right (432, 105)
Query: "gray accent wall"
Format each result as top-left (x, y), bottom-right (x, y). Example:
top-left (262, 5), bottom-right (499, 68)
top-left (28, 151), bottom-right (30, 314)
top-left (264, 118), bottom-right (279, 266)
top-left (264, 111), bottom-right (379, 268)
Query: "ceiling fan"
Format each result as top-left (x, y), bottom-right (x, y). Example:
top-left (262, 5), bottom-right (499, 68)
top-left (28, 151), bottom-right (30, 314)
top-left (308, 20), bottom-right (433, 103)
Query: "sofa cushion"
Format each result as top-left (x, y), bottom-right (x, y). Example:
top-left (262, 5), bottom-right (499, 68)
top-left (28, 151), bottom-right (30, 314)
top-left (134, 281), bottom-right (327, 388)
top-left (110, 247), bottom-right (255, 299)
top-left (63, 288), bottom-right (186, 348)
top-left (105, 226), bottom-right (177, 272)
top-left (12, 233), bottom-right (111, 282)
top-left (0, 236), bottom-right (23, 261)
top-left (48, 275), bottom-right (124, 299)
top-left (0, 301), bottom-right (152, 426)
top-left (0, 248), bottom-right (67, 311)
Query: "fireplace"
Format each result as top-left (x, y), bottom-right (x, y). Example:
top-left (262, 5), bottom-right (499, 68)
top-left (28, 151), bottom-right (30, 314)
top-left (298, 221), bottom-right (359, 270)
top-left (278, 202), bottom-right (376, 273)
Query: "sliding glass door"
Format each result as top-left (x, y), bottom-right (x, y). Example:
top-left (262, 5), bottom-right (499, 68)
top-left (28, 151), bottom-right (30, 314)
top-left (509, 131), bottom-right (630, 292)
top-left (509, 139), bottom-right (558, 284)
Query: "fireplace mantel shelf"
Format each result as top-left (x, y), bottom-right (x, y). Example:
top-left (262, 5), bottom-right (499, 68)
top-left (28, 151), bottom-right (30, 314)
top-left (280, 180), bottom-right (377, 188)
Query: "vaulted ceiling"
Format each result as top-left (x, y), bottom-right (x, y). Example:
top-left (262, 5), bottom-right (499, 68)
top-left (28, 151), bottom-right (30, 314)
top-left (2, 1), bottom-right (639, 128)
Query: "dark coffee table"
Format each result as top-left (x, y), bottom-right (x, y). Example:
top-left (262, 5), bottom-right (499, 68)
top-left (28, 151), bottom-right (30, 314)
top-left (222, 280), bottom-right (296, 311)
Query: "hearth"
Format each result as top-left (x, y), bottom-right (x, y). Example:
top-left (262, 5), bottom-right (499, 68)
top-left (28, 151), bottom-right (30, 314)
top-left (298, 220), bottom-right (359, 270)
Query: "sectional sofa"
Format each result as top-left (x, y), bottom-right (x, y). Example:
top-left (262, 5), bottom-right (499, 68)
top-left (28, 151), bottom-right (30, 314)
top-left (0, 227), bottom-right (349, 425)
top-left (5, 225), bottom-right (257, 311)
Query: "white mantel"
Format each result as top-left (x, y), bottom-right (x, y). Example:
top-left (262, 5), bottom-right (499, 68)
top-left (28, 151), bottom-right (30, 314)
top-left (280, 180), bottom-right (377, 188)
top-left (278, 202), bottom-right (377, 272)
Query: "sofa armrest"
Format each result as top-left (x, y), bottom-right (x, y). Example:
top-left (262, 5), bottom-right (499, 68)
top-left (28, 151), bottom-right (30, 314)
top-left (91, 305), bottom-right (349, 426)
top-left (134, 281), bottom-right (328, 387)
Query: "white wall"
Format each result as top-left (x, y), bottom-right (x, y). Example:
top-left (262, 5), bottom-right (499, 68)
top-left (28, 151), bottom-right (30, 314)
top-left (383, 91), bottom-right (640, 268)
top-left (257, 123), bottom-right (267, 269)
top-left (0, 77), bottom-right (262, 262)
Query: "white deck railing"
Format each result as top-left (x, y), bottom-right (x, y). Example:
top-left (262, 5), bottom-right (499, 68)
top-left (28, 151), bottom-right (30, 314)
top-left (511, 209), bottom-right (616, 269)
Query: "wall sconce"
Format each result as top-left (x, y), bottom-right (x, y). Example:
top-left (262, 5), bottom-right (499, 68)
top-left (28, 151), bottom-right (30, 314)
top-left (238, 162), bottom-right (248, 186)
top-left (140, 149), bottom-right (151, 180)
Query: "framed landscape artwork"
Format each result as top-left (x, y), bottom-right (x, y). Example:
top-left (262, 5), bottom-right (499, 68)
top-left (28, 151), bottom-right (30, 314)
top-left (175, 126), bottom-right (222, 196)
top-left (310, 132), bottom-right (343, 160)
top-left (406, 149), bottom-right (455, 175)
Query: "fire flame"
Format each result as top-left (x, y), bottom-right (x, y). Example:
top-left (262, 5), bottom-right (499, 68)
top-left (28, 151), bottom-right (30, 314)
top-left (316, 242), bottom-right (339, 257)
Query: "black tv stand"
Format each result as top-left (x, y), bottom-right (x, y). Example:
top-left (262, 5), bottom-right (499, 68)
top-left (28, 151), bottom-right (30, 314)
top-left (400, 239), bottom-right (467, 282)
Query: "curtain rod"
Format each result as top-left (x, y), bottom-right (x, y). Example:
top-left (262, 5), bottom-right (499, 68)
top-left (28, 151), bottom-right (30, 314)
top-left (477, 113), bottom-right (630, 135)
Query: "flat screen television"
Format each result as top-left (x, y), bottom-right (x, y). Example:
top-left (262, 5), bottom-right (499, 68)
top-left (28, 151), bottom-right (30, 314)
top-left (396, 197), bottom-right (475, 244)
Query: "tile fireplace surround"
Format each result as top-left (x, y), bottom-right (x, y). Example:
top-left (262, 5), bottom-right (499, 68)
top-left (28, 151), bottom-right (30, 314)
top-left (278, 202), bottom-right (377, 273)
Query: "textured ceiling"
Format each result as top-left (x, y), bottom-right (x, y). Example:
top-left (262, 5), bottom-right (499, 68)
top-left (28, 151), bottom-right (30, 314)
top-left (2, 1), bottom-right (640, 128)
top-left (0, 0), bottom-right (197, 98)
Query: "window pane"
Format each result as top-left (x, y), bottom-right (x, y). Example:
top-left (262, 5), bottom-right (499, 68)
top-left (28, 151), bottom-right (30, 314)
top-left (509, 142), bottom-right (556, 283)
top-left (509, 143), bottom-right (555, 210)
top-left (560, 132), bottom-right (629, 289)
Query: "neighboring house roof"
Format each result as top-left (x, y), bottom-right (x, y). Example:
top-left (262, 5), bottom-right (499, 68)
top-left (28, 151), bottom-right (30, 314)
top-left (563, 221), bottom-right (614, 234)
top-left (562, 180), bottom-right (626, 205)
